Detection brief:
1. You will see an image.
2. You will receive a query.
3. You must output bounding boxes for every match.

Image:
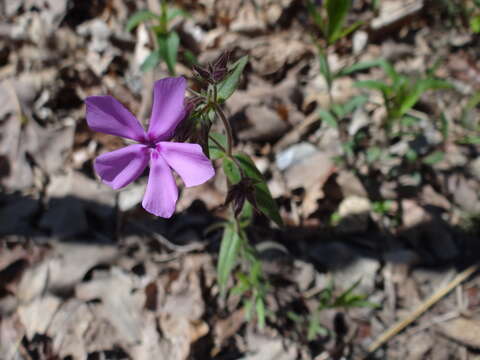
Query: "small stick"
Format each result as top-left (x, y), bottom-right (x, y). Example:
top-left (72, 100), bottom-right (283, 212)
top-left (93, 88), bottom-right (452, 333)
top-left (368, 263), bottom-right (478, 353)
top-left (128, 220), bottom-right (205, 253)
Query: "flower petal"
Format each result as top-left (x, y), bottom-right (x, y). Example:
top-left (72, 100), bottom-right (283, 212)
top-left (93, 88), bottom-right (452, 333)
top-left (158, 142), bottom-right (215, 187)
top-left (142, 150), bottom-right (178, 217)
top-left (94, 144), bottom-right (149, 189)
top-left (85, 96), bottom-right (146, 142)
top-left (147, 77), bottom-right (187, 142)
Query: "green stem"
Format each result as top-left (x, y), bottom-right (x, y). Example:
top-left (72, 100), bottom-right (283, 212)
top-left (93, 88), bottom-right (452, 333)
top-left (208, 134), bottom-right (227, 153)
top-left (160, 0), bottom-right (168, 34)
top-left (214, 104), bottom-right (234, 157)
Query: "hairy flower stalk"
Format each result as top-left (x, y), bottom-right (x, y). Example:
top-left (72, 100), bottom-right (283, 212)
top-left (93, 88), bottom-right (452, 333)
top-left (85, 77), bottom-right (215, 217)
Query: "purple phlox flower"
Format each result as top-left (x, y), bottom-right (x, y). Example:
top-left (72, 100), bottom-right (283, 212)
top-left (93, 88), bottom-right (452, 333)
top-left (85, 77), bottom-right (215, 218)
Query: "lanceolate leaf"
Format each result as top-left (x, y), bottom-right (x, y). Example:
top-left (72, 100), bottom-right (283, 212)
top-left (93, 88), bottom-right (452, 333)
top-left (306, 0), bottom-right (324, 32)
top-left (222, 157), bottom-right (242, 185)
top-left (208, 132), bottom-right (227, 160)
top-left (126, 10), bottom-right (159, 32)
top-left (256, 297), bottom-right (266, 329)
top-left (326, 0), bottom-right (351, 44)
top-left (396, 78), bottom-right (451, 118)
top-left (354, 80), bottom-right (389, 94)
top-left (335, 59), bottom-right (385, 78)
top-left (158, 31), bottom-right (179, 75)
top-left (234, 153), bottom-right (283, 226)
top-left (317, 48), bottom-right (332, 90)
top-left (318, 109), bottom-right (337, 128)
top-left (140, 51), bottom-right (161, 72)
top-left (217, 222), bottom-right (242, 295)
top-left (217, 55), bottom-right (249, 103)
top-left (167, 7), bottom-right (189, 22)
top-left (422, 151), bottom-right (444, 165)
top-left (332, 20), bottom-right (363, 43)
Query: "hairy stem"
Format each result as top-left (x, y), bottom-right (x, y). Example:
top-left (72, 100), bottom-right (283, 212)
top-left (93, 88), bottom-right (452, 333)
top-left (214, 104), bottom-right (234, 157)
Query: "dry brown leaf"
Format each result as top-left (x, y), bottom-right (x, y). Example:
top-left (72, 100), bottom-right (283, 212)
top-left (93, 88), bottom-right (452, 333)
top-left (437, 317), bottom-right (480, 349)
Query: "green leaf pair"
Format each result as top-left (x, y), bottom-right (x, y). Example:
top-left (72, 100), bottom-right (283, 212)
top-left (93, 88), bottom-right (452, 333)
top-left (217, 221), bottom-right (242, 296)
top-left (355, 60), bottom-right (452, 122)
top-left (126, 5), bottom-right (188, 74)
top-left (216, 55), bottom-right (249, 103)
top-left (318, 95), bottom-right (368, 129)
top-left (208, 133), bottom-right (282, 226)
top-left (307, 0), bottom-right (361, 45)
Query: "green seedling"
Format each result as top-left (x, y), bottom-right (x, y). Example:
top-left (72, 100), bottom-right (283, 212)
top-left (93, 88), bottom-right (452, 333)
top-left (355, 60), bottom-right (451, 132)
top-left (306, 0), bottom-right (362, 45)
top-left (289, 278), bottom-right (378, 341)
top-left (126, 1), bottom-right (189, 73)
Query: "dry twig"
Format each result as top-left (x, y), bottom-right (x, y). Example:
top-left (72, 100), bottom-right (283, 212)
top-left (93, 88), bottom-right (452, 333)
top-left (368, 264), bottom-right (479, 354)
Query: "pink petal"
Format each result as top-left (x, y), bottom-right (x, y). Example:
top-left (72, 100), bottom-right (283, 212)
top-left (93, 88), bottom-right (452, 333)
top-left (142, 150), bottom-right (178, 217)
top-left (94, 144), bottom-right (149, 189)
top-left (147, 77), bottom-right (187, 142)
top-left (86, 96), bottom-right (146, 142)
top-left (158, 142), bottom-right (215, 187)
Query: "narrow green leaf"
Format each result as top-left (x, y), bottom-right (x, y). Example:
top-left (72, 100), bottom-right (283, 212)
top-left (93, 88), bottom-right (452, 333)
top-left (244, 298), bottom-right (254, 321)
top-left (217, 55), bottom-right (249, 103)
top-left (422, 151), bottom-right (444, 165)
top-left (355, 80), bottom-right (389, 93)
top-left (238, 201), bottom-right (254, 228)
top-left (318, 109), bottom-right (338, 128)
top-left (222, 157), bottom-right (242, 185)
top-left (234, 153), bottom-right (283, 226)
top-left (335, 59), bottom-right (384, 77)
top-left (167, 7), bottom-right (188, 22)
top-left (326, 0), bottom-right (351, 44)
top-left (342, 95), bottom-right (368, 114)
top-left (458, 136), bottom-right (480, 145)
top-left (366, 146), bottom-right (381, 163)
top-left (140, 51), bottom-right (161, 72)
top-left (466, 91), bottom-right (480, 110)
top-left (286, 311), bottom-right (303, 323)
top-left (317, 48), bottom-right (332, 89)
top-left (230, 274), bottom-right (250, 296)
top-left (306, 0), bottom-right (324, 32)
top-left (471, 15), bottom-right (480, 33)
top-left (256, 297), bottom-right (266, 329)
top-left (396, 78), bottom-right (451, 117)
top-left (331, 19), bottom-right (363, 43)
top-left (380, 61), bottom-right (399, 82)
top-left (126, 10), bottom-right (159, 32)
top-left (330, 95), bottom-right (367, 119)
top-left (331, 103), bottom-right (344, 118)
top-left (183, 49), bottom-right (198, 66)
top-left (217, 223), bottom-right (242, 295)
top-left (208, 132), bottom-right (227, 160)
top-left (159, 0), bottom-right (168, 33)
top-left (158, 31), bottom-right (179, 75)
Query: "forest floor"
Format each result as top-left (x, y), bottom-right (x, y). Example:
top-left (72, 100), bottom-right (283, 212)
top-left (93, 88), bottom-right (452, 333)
top-left (2, 0), bottom-right (480, 359)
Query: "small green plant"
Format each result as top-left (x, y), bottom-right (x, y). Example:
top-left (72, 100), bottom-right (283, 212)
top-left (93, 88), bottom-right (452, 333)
top-left (126, 1), bottom-right (189, 73)
top-left (372, 200), bottom-right (393, 215)
top-left (466, 0), bottom-right (480, 32)
top-left (289, 279), bottom-right (378, 340)
top-left (355, 61), bottom-right (452, 133)
top-left (306, 0), bottom-right (362, 45)
top-left (319, 94), bottom-right (369, 165)
top-left (306, 0), bottom-right (385, 166)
